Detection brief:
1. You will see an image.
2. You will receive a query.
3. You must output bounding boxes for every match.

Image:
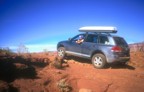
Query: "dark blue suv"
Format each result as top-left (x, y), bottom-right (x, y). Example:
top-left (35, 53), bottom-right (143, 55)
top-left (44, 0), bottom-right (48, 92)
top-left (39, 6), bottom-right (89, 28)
top-left (57, 26), bottom-right (130, 68)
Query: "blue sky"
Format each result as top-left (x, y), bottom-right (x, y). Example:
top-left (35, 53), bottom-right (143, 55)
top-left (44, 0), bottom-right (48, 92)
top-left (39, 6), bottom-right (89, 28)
top-left (0, 0), bottom-right (144, 52)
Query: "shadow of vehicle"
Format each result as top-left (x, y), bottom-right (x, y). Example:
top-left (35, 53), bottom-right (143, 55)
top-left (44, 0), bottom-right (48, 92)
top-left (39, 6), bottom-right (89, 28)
top-left (106, 63), bottom-right (135, 70)
top-left (65, 56), bottom-right (91, 64)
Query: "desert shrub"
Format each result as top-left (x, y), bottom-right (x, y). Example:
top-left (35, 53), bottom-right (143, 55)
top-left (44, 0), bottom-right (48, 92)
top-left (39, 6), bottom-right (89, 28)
top-left (17, 43), bottom-right (28, 55)
top-left (0, 47), bottom-right (13, 56)
top-left (53, 56), bottom-right (63, 69)
top-left (43, 49), bottom-right (49, 55)
top-left (57, 79), bottom-right (71, 92)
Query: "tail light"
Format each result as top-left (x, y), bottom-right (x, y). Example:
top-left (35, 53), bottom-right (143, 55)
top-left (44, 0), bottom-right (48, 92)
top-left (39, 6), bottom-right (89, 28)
top-left (111, 46), bottom-right (122, 52)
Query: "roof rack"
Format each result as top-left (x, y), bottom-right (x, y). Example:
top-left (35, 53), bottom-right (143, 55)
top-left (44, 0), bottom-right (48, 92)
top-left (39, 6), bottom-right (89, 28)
top-left (79, 26), bottom-right (117, 33)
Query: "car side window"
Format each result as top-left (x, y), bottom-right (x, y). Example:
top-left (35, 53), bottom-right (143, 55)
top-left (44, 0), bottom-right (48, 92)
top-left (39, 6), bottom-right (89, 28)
top-left (99, 36), bottom-right (109, 45)
top-left (71, 34), bottom-right (85, 42)
top-left (85, 34), bottom-right (98, 43)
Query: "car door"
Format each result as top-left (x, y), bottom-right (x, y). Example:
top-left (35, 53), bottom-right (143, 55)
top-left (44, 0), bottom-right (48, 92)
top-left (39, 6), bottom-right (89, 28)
top-left (66, 34), bottom-right (85, 56)
top-left (81, 34), bottom-right (99, 58)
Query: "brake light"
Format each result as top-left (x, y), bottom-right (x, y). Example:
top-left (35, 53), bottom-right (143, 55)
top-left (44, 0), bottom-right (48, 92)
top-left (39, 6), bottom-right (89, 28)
top-left (111, 46), bottom-right (122, 52)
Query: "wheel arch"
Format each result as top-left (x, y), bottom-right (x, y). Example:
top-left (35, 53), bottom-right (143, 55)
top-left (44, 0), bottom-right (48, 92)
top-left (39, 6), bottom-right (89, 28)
top-left (57, 44), bottom-right (65, 50)
top-left (91, 50), bottom-right (106, 59)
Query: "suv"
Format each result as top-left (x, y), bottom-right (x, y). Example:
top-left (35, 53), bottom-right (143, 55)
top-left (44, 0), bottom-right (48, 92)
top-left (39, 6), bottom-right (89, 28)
top-left (57, 26), bottom-right (130, 68)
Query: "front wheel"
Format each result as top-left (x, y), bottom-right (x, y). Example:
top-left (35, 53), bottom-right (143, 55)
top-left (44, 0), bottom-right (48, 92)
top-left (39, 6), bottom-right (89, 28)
top-left (57, 47), bottom-right (66, 58)
top-left (92, 54), bottom-right (106, 69)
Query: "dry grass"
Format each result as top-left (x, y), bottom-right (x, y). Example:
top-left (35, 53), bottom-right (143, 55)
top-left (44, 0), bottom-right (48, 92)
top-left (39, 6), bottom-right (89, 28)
top-left (57, 79), bottom-right (71, 92)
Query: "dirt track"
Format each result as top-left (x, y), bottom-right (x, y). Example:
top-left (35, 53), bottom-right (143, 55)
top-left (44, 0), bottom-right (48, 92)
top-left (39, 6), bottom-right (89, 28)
top-left (0, 52), bottom-right (144, 92)
top-left (66, 61), bottom-right (144, 92)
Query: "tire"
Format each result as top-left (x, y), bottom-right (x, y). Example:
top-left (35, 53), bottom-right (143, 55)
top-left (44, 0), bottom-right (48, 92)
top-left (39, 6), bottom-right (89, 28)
top-left (57, 47), bottom-right (66, 58)
top-left (92, 54), bottom-right (106, 69)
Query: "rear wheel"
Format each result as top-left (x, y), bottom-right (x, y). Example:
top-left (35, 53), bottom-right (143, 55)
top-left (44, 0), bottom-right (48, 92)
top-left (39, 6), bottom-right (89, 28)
top-left (92, 54), bottom-right (106, 69)
top-left (57, 47), bottom-right (66, 58)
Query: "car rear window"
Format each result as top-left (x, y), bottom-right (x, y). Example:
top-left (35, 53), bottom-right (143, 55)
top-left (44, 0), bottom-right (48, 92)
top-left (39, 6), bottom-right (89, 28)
top-left (113, 37), bottom-right (128, 46)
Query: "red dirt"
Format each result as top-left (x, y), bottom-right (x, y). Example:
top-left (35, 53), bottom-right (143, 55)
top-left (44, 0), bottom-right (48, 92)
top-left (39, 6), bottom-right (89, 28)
top-left (0, 52), bottom-right (144, 92)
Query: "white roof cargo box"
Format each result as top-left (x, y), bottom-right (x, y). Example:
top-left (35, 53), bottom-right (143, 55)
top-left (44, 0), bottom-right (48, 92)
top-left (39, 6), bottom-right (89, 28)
top-left (79, 26), bottom-right (117, 33)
